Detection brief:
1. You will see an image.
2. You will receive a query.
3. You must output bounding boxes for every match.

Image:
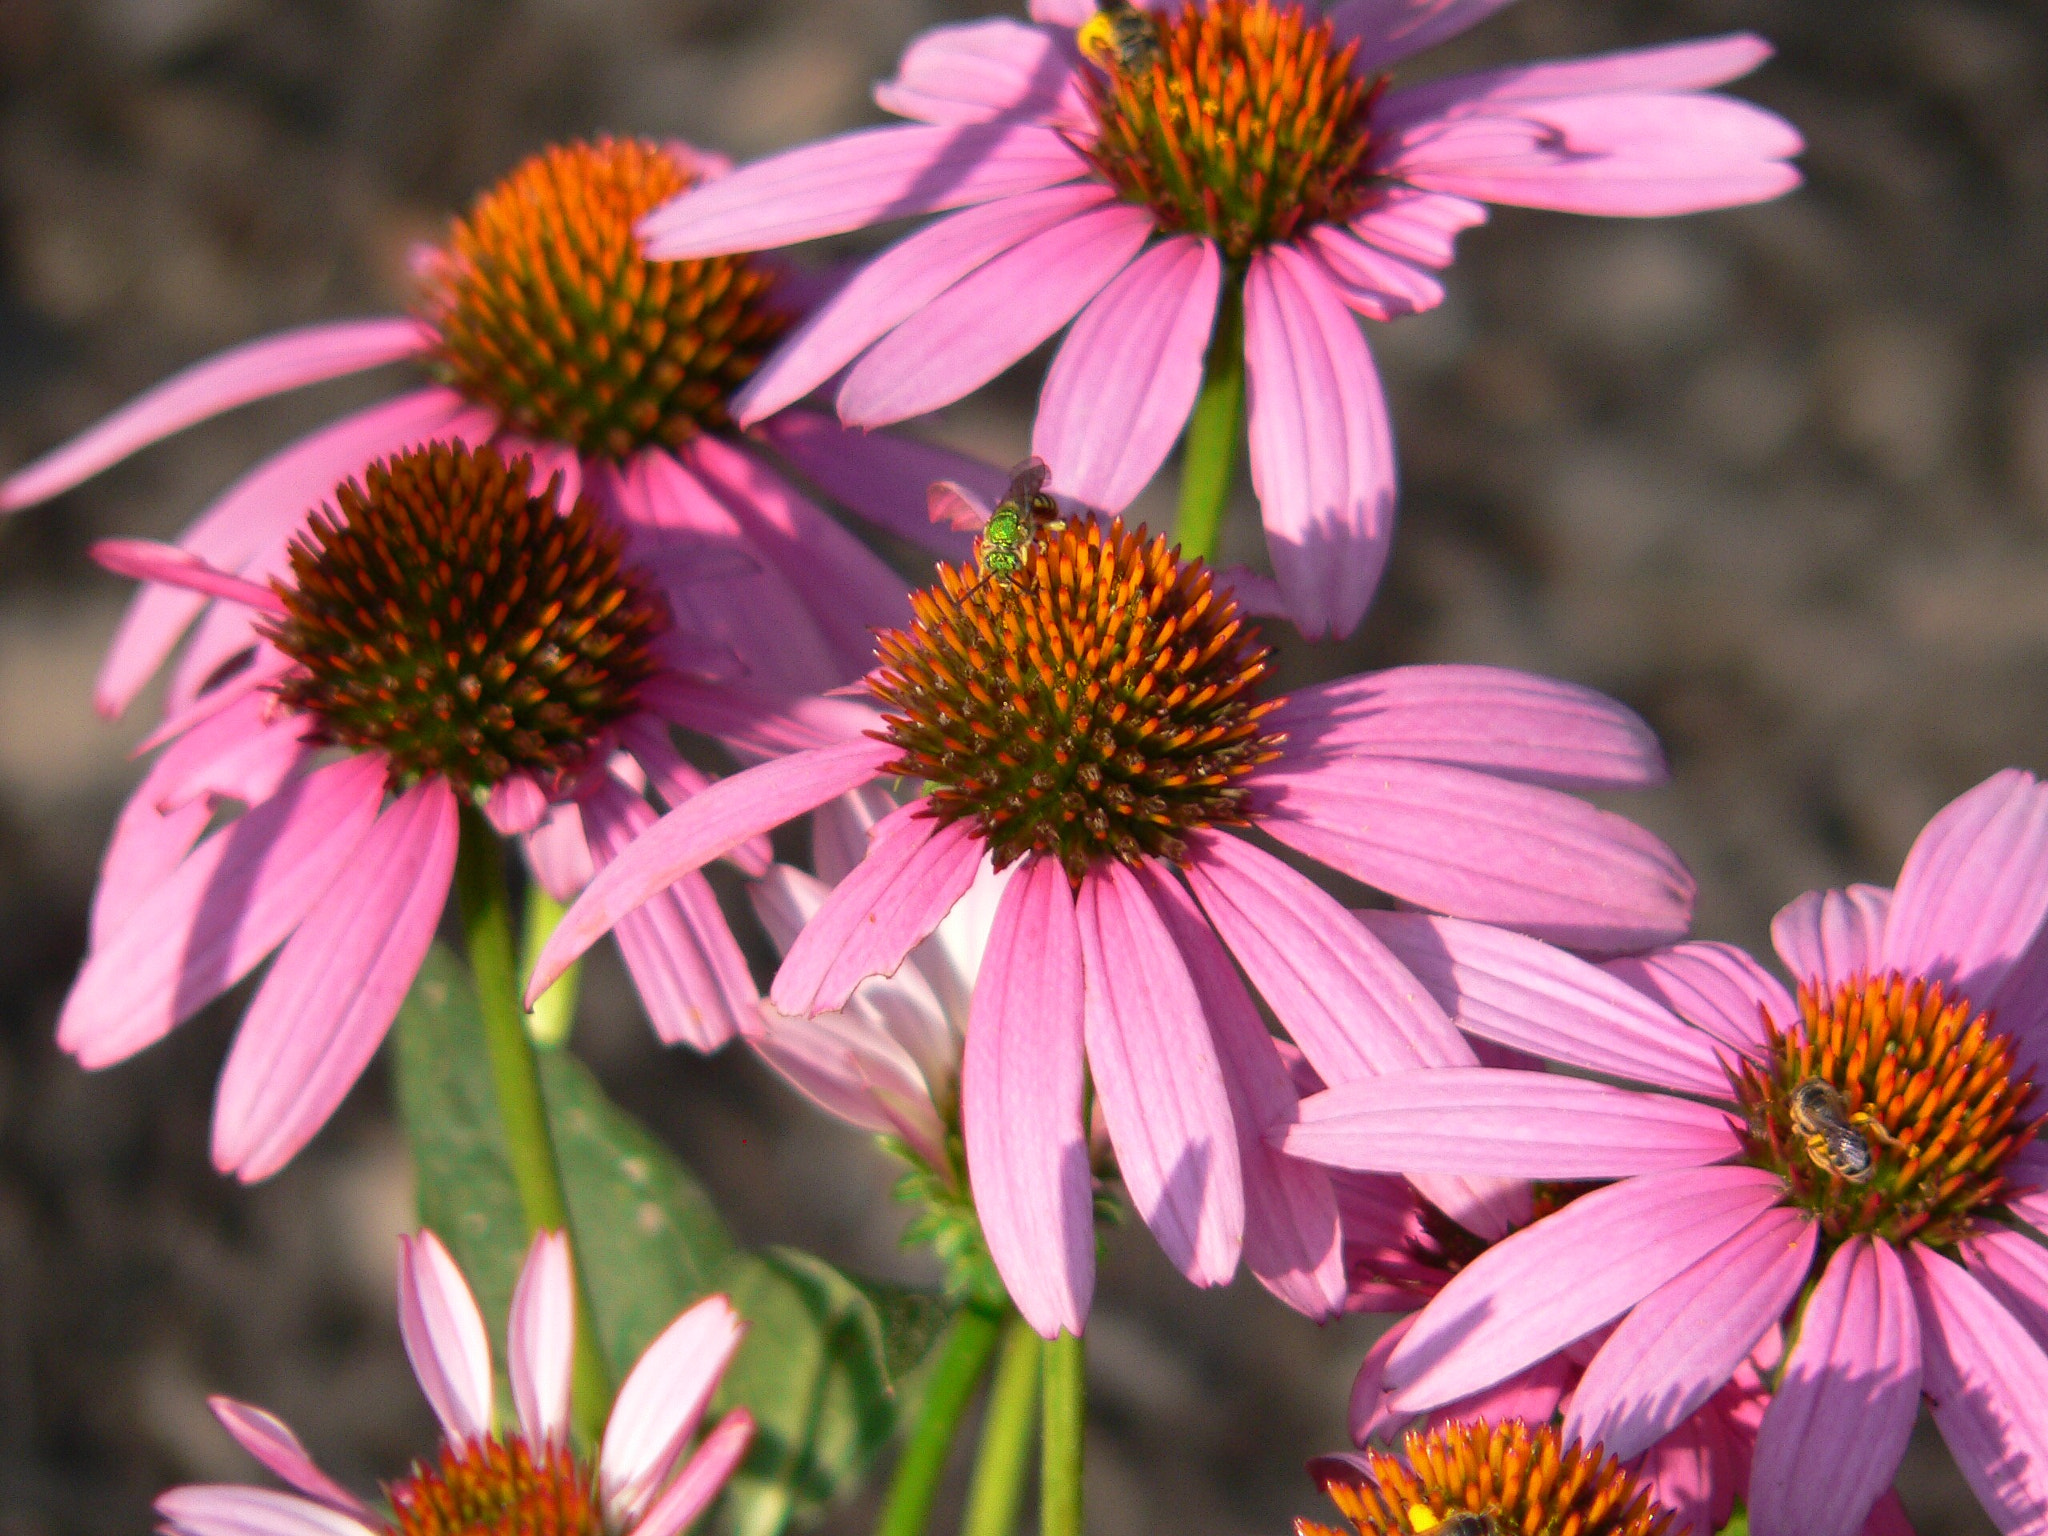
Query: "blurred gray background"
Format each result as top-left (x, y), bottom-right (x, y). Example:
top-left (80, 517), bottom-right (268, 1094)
top-left (0, 0), bottom-right (2041, 1532)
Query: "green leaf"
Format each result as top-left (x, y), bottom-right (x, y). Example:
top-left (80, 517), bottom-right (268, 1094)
top-left (854, 1278), bottom-right (956, 1385)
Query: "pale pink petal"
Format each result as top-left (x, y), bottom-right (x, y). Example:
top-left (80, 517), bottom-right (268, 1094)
top-left (484, 774), bottom-right (549, 836)
top-left (133, 644), bottom-right (296, 757)
top-left (809, 783), bottom-right (904, 887)
top-left (1253, 756), bottom-right (1695, 952)
top-left (0, 319), bottom-right (430, 512)
top-left (750, 410), bottom-right (1001, 560)
top-left (1284, 1068), bottom-right (1741, 1179)
top-left (1881, 770), bottom-right (2048, 1002)
top-left (1303, 226), bottom-right (1445, 321)
top-left (58, 755), bottom-right (386, 1069)
top-left (1358, 913), bottom-right (1735, 1097)
top-left (1750, 1239), bottom-right (1921, 1536)
top-left (508, 1230), bottom-right (576, 1447)
top-left (1270, 664), bottom-right (1667, 791)
top-left (640, 677), bottom-right (884, 759)
top-left (1243, 244), bottom-right (1395, 640)
top-left (1346, 186), bottom-right (1489, 270)
top-left (1326, 0), bottom-right (1518, 73)
top-left (745, 1003), bottom-right (948, 1167)
top-left (206, 1399), bottom-right (366, 1515)
top-left (963, 855), bottom-right (1093, 1338)
top-left (837, 202), bottom-right (1155, 428)
top-left (213, 778), bottom-right (458, 1180)
top-left (770, 803), bottom-right (983, 1016)
top-left (874, 18), bottom-right (1089, 129)
top-left (1771, 884), bottom-right (1893, 996)
top-left (1908, 1246), bottom-right (2048, 1534)
top-left (524, 801), bottom-right (595, 904)
top-left (639, 124), bottom-right (1089, 259)
top-left (1077, 862), bottom-right (1244, 1288)
top-left (627, 1410), bottom-right (756, 1536)
top-left (1349, 1317), bottom-right (1416, 1443)
top-left (601, 1294), bottom-right (747, 1521)
top-left (1384, 1166), bottom-right (1785, 1411)
top-left (1378, 35), bottom-right (1776, 129)
top-left (1029, 0), bottom-right (1093, 24)
top-left (1601, 940), bottom-right (1788, 1058)
top-left (1962, 1227), bottom-right (2048, 1350)
top-left (731, 184), bottom-right (1115, 427)
top-left (91, 539), bottom-right (286, 615)
top-left (1141, 862), bottom-right (1344, 1319)
top-left (1567, 1205), bottom-right (1814, 1459)
top-left (1033, 235), bottom-right (1220, 512)
top-left (397, 1230), bottom-right (494, 1444)
top-left (528, 737), bottom-right (896, 1003)
top-left (156, 1487), bottom-right (377, 1536)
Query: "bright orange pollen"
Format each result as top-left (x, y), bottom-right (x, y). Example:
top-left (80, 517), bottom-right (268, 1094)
top-left (417, 137), bottom-right (791, 459)
top-left (385, 1434), bottom-right (603, 1536)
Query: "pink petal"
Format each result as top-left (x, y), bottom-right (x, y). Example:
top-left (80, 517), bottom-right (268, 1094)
top-left (1349, 1316), bottom-right (1417, 1444)
top-left (963, 855), bottom-right (1093, 1338)
top-left (1253, 755), bottom-right (1695, 953)
top-left (1881, 769), bottom-right (2048, 1002)
top-left (528, 737), bottom-right (896, 1003)
top-left (397, 1230), bottom-right (494, 1444)
top-left (1346, 185), bottom-right (1489, 270)
top-left (483, 774), bottom-right (549, 836)
top-left (1384, 1166), bottom-right (1785, 1411)
top-left (508, 1230), bottom-right (576, 1446)
top-left (1141, 862), bottom-right (1344, 1319)
top-left (523, 800), bottom-right (595, 903)
top-left (1908, 1246), bottom-right (2048, 1534)
top-left (580, 780), bottom-right (756, 1052)
top-left (213, 778), bottom-right (458, 1180)
top-left (1303, 226), bottom-right (1445, 322)
top-left (837, 201), bottom-right (1155, 428)
top-left (1859, 1493), bottom-right (1917, 1536)
top-left (1771, 884), bottom-right (1892, 995)
top-left (1567, 1205), bottom-right (1814, 1459)
top-left (1029, 0), bottom-right (1093, 23)
top-left (770, 803), bottom-right (983, 1016)
top-left (639, 123), bottom-right (1089, 259)
top-left (1077, 862), bottom-right (1244, 1288)
top-left (731, 184), bottom-right (1115, 427)
top-left (1750, 1238), bottom-right (1921, 1536)
top-left (640, 677), bottom-right (883, 759)
top-left (156, 1487), bottom-right (377, 1536)
top-left (90, 539), bottom-right (287, 615)
top-left (750, 410), bottom-right (1001, 560)
top-left (1270, 663), bottom-right (1667, 791)
top-left (601, 1294), bottom-right (746, 1522)
top-left (1243, 244), bottom-right (1396, 640)
top-left (1284, 1068), bottom-right (1741, 1179)
top-left (1601, 940), bottom-right (1788, 1058)
top-left (206, 1399), bottom-right (366, 1515)
top-left (626, 1410), bottom-right (756, 1536)
top-left (1961, 1226), bottom-right (2048, 1351)
top-left (809, 783), bottom-right (903, 887)
top-left (59, 755), bottom-right (386, 1069)
top-left (1326, 0), bottom-right (1518, 72)
top-left (1033, 235), bottom-right (1220, 512)
top-left (1378, 35), bottom-right (1776, 129)
top-left (873, 18), bottom-right (1089, 129)
top-left (0, 319), bottom-right (431, 512)
top-left (1358, 913), bottom-right (1735, 1097)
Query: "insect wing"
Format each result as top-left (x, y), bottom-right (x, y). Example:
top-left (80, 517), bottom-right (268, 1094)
top-left (928, 480), bottom-right (993, 532)
top-left (1002, 456), bottom-right (1052, 507)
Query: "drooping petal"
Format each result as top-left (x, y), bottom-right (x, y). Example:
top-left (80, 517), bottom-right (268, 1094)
top-left (1962, 1226), bottom-right (2048, 1351)
top-left (1750, 1238), bottom-right (1921, 1536)
top-left (600, 1295), bottom-right (747, 1523)
top-left (1601, 941), bottom-right (1788, 1059)
top-left (528, 737), bottom-right (897, 1003)
top-left (639, 677), bottom-right (884, 760)
top-left (0, 319), bottom-right (431, 513)
top-left (963, 855), bottom-right (1093, 1339)
top-left (1378, 35), bottom-right (1776, 129)
top-left (1303, 226), bottom-right (1445, 321)
top-left (1566, 1205), bottom-right (1814, 1459)
top-left (1384, 1166), bottom-right (1785, 1411)
top-left (508, 1230), bottom-right (576, 1446)
top-left (206, 1399), bottom-right (367, 1515)
top-left (212, 777), bottom-right (458, 1180)
top-left (1077, 862), bottom-right (1244, 1288)
top-left (523, 801), bottom-right (596, 904)
top-left (91, 539), bottom-right (288, 614)
top-left (627, 1410), bottom-right (757, 1536)
top-left (156, 1487), bottom-right (378, 1536)
top-left (639, 123), bottom-right (1089, 259)
top-left (873, 18), bottom-right (1089, 129)
top-left (58, 755), bottom-right (386, 1069)
top-left (749, 410), bottom-right (1000, 561)
top-left (837, 202), bottom-right (1155, 428)
top-left (808, 782), bottom-right (903, 888)
top-left (1243, 244), bottom-right (1396, 640)
top-left (1253, 755), bottom-right (1695, 953)
top-left (1284, 1068), bottom-right (1742, 1179)
top-left (1347, 185), bottom-right (1489, 270)
top-left (1325, 0), bottom-right (1519, 73)
top-left (1033, 235), bottom-right (1220, 513)
top-left (397, 1230), bottom-right (494, 1444)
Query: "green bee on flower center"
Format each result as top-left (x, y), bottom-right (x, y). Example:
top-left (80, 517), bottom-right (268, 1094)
top-left (928, 457), bottom-right (1065, 600)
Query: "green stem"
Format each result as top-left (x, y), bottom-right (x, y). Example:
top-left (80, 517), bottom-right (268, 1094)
top-left (1039, 1332), bottom-right (1084, 1536)
top-left (519, 882), bottom-right (582, 1050)
top-left (962, 1314), bottom-right (1043, 1536)
top-left (454, 804), bottom-right (613, 1446)
top-left (875, 1305), bottom-right (1005, 1536)
top-left (1174, 280), bottom-right (1246, 565)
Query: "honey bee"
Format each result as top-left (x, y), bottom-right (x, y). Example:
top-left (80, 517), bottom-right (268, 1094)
top-left (1407, 1507), bottom-right (1500, 1536)
top-left (1787, 1079), bottom-right (1876, 1183)
top-left (1077, 0), bottom-right (1161, 76)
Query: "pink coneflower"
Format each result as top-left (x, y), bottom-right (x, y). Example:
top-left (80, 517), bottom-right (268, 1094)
top-left (1, 136), bottom-right (1006, 710)
top-left (158, 1229), bottom-right (754, 1536)
top-left (639, 0), bottom-right (1801, 637)
top-left (73, 440), bottom-right (873, 1180)
top-left (1280, 768), bottom-right (2048, 1536)
top-left (526, 499), bottom-right (1694, 1336)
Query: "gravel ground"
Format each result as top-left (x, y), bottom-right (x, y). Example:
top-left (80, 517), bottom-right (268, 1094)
top-left (0, 0), bottom-right (2043, 1533)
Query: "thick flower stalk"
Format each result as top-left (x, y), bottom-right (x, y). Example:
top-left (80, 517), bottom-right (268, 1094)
top-left (526, 487), bottom-right (1694, 1339)
top-left (1279, 768), bottom-right (2048, 1536)
top-left (157, 1230), bottom-right (754, 1536)
top-left (639, 0), bottom-right (1801, 635)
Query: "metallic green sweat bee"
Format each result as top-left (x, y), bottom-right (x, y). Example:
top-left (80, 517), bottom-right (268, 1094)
top-left (927, 457), bottom-right (1065, 600)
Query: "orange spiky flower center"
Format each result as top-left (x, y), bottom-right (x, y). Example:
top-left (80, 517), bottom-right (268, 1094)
top-left (384, 1433), bottom-right (604, 1536)
top-left (1302, 1419), bottom-right (1674, 1536)
top-left (1732, 971), bottom-right (2039, 1247)
top-left (268, 440), bottom-right (669, 794)
top-left (1083, 0), bottom-right (1382, 262)
top-left (869, 516), bottom-right (1284, 881)
top-left (417, 137), bottom-right (792, 460)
